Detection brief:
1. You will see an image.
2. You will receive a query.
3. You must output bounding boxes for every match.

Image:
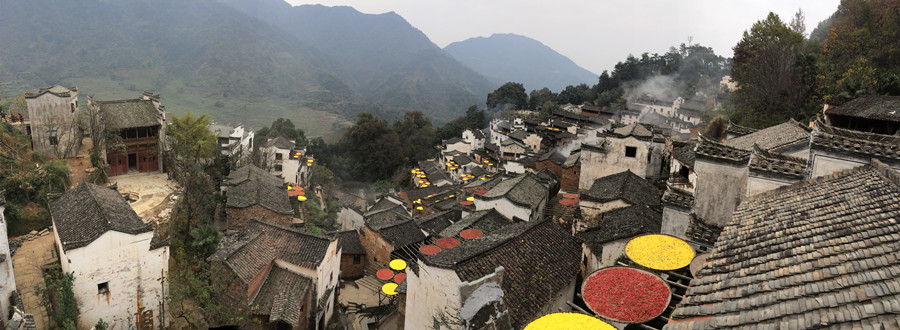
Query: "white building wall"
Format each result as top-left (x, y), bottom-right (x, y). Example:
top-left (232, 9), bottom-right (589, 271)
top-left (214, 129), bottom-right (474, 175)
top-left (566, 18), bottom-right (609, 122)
top-left (405, 262), bottom-right (463, 330)
top-left (600, 238), bottom-right (629, 268)
top-left (579, 137), bottom-right (654, 191)
top-left (578, 199), bottom-right (630, 220)
top-left (746, 175), bottom-right (798, 197)
top-left (475, 198), bottom-right (536, 222)
top-left (26, 91), bottom-right (81, 158)
top-left (523, 134), bottom-right (542, 153)
top-left (337, 208), bottom-right (364, 230)
top-left (314, 240), bottom-right (341, 328)
top-left (808, 152), bottom-right (868, 179)
top-left (0, 202), bottom-right (17, 326)
top-left (446, 142), bottom-right (472, 155)
top-left (56, 231), bottom-right (168, 330)
top-left (661, 206), bottom-right (690, 240)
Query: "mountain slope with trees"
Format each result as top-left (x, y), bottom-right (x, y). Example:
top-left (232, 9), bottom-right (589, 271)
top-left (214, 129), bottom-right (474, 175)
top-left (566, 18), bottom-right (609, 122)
top-left (444, 33), bottom-right (598, 92)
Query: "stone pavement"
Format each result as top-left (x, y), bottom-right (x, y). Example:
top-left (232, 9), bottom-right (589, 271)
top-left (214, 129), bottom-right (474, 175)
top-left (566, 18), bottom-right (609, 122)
top-left (111, 172), bottom-right (178, 220)
top-left (12, 231), bottom-right (57, 330)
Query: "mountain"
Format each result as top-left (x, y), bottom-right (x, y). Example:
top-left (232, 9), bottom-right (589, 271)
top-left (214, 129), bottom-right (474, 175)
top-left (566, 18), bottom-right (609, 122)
top-left (444, 33), bottom-right (598, 92)
top-left (216, 0), bottom-right (495, 122)
top-left (0, 0), bottom-right (493, 135)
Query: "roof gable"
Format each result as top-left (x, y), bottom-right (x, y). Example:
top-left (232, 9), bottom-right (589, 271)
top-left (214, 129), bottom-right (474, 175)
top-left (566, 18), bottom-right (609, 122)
top-left (726, 119), bottom-right (810, 151)
top-left (577, 204), bottom-right (662, 251)
top-left (582, 170), bottom-right (661, 206)
top-left (480, 173), bottom-right (548, 207)
top-left (439, 209), bottom-right (512, 238)
top-left (249, 265), bottom-right (311, 326)
top-left (50, 183), bottom-right (152, 251)
top-left (210, 219), bottom-right (333, 282)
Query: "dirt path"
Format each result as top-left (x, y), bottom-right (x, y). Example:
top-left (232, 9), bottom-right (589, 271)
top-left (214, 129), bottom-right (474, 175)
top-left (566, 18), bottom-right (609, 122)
top-left (12, 232), bottom-right (58, 330)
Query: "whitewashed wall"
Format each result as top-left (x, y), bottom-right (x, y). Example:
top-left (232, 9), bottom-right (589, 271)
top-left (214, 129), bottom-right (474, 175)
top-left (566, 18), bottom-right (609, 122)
top-left (405, 262), bottom-right (463, 330)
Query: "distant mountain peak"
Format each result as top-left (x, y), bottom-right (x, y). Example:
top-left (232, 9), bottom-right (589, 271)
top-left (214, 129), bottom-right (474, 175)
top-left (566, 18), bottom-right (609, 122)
top-left (444, 34), bottom-right (596, 92)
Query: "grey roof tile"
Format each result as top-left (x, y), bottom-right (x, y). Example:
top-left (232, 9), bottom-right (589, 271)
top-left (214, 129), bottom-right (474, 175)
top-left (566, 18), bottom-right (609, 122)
top-left (50, 183), bottom-right (152, 251)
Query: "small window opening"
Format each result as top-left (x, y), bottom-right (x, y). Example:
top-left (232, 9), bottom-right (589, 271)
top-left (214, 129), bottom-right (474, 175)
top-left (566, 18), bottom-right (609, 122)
top-left (98, 282), bottom-right (109, 295)
top-left (625, 146), bottom-right (637, 158)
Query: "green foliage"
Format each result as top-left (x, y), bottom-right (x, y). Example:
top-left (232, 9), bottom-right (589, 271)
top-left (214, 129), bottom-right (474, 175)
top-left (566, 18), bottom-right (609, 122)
top-left (189, 224), bottom-right (220, 258)
top-left (818, 0), bottom-right (900, 103)
top-left (393, 111), bottom-right (437, 166)
top-left (257, 118), bottom-right (307, 148)
top-left (35, 265), bottom-right (78, 328)
top-left (339, 113), bottom-right (403, 182)
top-left (486, 82), bottom-right (528, 109)
top-left (731, 12), bottom-right (815, 127)
top-left (528, 88), bottom-right (557, 110)
top-left (94, 319), bottom-right (109, 330)
top-left (166, 112), bottom-right (218, 167)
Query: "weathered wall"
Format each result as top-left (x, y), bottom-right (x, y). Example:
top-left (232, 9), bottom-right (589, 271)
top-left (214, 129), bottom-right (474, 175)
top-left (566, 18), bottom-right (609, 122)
top-left (0, 205), bottom-right (16, 326)
top-left (475, 197), bottom-right (536, 222)
top-left (359, 227), bottom-right (394, 269)
top-left (578, 199), bottom-right (630, 219)
top-left (405, 262), bottom-right (463, 330)
top-left (340, 254), bottom-right (366, 279)
top-left (535, 161), bottom-right (563, 182)
top-left (337, 207), bottom-right (364, 231)
top-left (661, 205), bottom-right (690, 239)
top-left (560, 166), bottom-right (580, 193)
top-left (583, 245), bottom-right (603, 277)
top-left (503, 161), bottom-right (526, 174)
top-left (693, 159), bottom-right (748, 227)
top-left (523, 134), bottom-right (542, 153)
top-left (579, 137), bottom-right (652, 191)
top-left (312, 240), bottom-right (341, 329)
top-left (807, 150), bottom-right (869, 179)
top-left (57, 230), bottom-right (168, 330)
top-left (600, 238), bottom-right (629, 268)
top-left (746, 174), bottom-right (799, 197)
top-left (226, 205), bottom-right (293, 231)
top-left (26, 92), bottom-right (81, 158)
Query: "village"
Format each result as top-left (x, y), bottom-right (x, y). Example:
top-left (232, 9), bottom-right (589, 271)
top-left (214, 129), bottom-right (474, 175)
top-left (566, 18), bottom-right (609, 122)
top-left (0, 82), bottom-right (899, 330)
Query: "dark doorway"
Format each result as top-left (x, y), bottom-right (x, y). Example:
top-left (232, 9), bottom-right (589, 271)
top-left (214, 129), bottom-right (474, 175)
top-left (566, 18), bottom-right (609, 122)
top-left (128, 153), bottom-right (138, 171)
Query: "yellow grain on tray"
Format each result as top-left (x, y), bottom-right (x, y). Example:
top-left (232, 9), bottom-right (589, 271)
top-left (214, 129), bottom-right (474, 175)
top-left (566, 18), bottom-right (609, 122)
top-left (524, 312), bottom-right (615, 330)
top-left (625, 234), bottom-right (695, 271)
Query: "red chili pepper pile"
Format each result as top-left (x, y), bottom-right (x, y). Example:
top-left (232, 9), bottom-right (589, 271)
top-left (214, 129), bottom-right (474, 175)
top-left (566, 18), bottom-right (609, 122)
top-left (582, 267), bottom-right (669, 323)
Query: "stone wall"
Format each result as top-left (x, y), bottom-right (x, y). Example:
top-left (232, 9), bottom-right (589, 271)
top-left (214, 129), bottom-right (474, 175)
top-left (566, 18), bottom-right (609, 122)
top-left (25, 91), bottom-right (80, 158)
top-left (340, 254), bottom-right (366, 279)
top-left (661, 205), bottom-right (690, 239)
top-left (560, 166), bottom-right (580, 193)
top-left (359, 227), bottom-right (394, 269)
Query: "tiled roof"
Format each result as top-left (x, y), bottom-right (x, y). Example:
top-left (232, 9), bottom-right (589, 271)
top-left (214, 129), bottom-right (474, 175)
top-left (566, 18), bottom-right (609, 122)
top-left (50, 183), bottom-right (152, 251)
top-left (669, 160), bottom-right (900, 328)
top-left (453, 154), bottom-right (475, 166)
top-left (424, 220), bottom-right (581, 329)
top-left (684, 213), bottom-right (722, 245)
top-left (439, 209), bottom-right (513, 238)
top-left (749, 144), bottom-right (807, 179)
top-left (726, 122), bottom-right (758, 136)
top-left (480, 173), bottom-right (548, 208)
top-left (209, 123), bottom-right (235, 138)
top-left (96, 98), bottom-right (161, 130)
top-left (582, 170), bottom-right (661, 207)
top-left (401, 185), bottom-right (459, 204)
top-left (696, 134), bottom-right (751, 164)
top-left (680, 97), bottom-right (709, 113)
top-left (415, 210), bottom-right (462, 236)
top-left (672, 142), bottom-right (697, 168)
top-left (662, 185), bottom-right (694, 210)
top-left (225, 167), bottom-right (291, 214)
top-left (444, 137), bottom-right (464, 145)
top-left (225, 165), bottom-right (284, 187)
top-left (825, 95), bottom-right (900, 122)
top-left (418, 160), bottom-right (452, 184)
top-left (25, 85), bottom-right (77, 99)
top-left (812, 119), bottom-right (900, 160)
top-left (537, 150), bottom-right (567, 165)
top-left (608, 123), bottom-right (654, 140)
top-left (577, 205), bottom-right (662, 253)
top-left (375, 219), bottom-right (426, 249)
top-left (249, 265), bottom-right (311, 326)
top-left (726, 119), bottom-right (811, 151)
top-left (469, 129), bottom-right (485, 139)
top-left (562, 152), bottom-right (580, 168)
top-left (508, 130), bottom-right (528, 141)
top-left (209, 219), bottom-right (332, 282)
top-left (469, 166), bottom-right (487, 178)
top-left (366, 196), bottom-right (404, 215)
top-left (266, 136), bottom-right (294, 150)
top-left (337, 230), bottom-right (365, 255)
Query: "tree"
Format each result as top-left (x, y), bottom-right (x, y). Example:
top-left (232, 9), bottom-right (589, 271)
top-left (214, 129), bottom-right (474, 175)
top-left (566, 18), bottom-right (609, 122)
top-left (703, 115), bottom-right (728, 141)
top-left (528, 88), bottom-right (556, 110)
top-left (165, 112), bottom-right (218, 168)
top-left (257, 118), bottom-right (307, 147)
top-left (393, 111), bottom-right (436, 166)
top-left (486, 82), bottom-right (527, 109)
top-left (35, 265), bottom-right (78, 329)
top-left (556, 83), bottom-right (593, 105)
top-left (731, 12), bottom-right (813, 127)
top-left (790, 8), bottom-right (807, 36)
top-left (340, 113), bottom-right (403, 181)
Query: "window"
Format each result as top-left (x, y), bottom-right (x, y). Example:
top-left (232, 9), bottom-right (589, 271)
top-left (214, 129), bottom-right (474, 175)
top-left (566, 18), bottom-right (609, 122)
top-left (275, 153), bottom-right (283, 161)
top-left (625, 146), bottom-right (637, 158)
top-left (70, 103), bottom-right (75, 113)
top-left (274, 164), bottom-right (282, 172)
top-left (353, 255), bottom-right (362, 265)
top-left (48, 129), bottom-right (59, 146)
top-left (98, 282), bottom-right (109, 295)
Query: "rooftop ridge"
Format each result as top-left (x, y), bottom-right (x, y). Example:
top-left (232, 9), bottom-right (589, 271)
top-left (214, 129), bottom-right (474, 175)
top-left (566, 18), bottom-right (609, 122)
top-left (741, 161), bottom-right (882, 205)
top-left (696, 134), bottom-right (751, 163)
top-left (248, 217), bottom-right (332, 241)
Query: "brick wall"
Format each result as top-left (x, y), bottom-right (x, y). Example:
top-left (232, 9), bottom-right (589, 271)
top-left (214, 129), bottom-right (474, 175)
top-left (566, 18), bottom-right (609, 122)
top-left (340, 254), bottom-right (366, 279)
top-left (561, 166), bottom-right (580, 193)
top-left (535, 160), bottom-right (563, 179)
top-left (226, 205), bottom-right (293, 231)
top-left (359, 226), bottom-right (394, 269)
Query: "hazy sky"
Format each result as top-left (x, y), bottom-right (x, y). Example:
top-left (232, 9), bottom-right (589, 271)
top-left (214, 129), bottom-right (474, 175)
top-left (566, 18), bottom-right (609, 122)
top-left (285, 0), bottom-right (840, 76)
